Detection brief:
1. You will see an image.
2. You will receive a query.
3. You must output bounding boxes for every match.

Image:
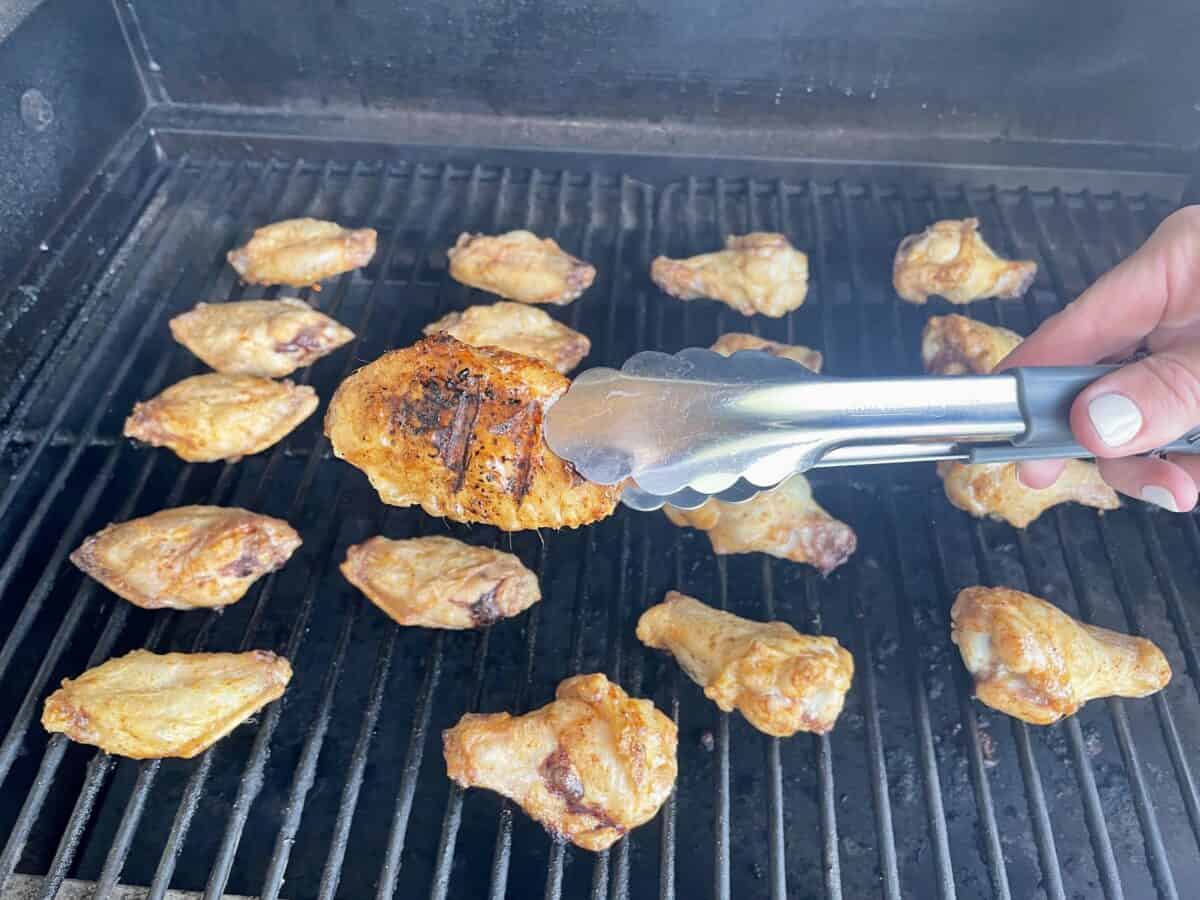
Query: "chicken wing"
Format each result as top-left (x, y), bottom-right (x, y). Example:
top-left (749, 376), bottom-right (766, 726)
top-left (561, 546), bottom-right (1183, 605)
top-left (447, 231), bottom-right (595, 305)
top-left (664, 474), bottom-right (856, 575)
top-left (42, 649), bottom-right (292, 758)
top-left (324, 334), bottom-right (620, 531)
top-left (71, 506), bottom-right (301, 610)
top-left (341, 535), bottom-right (540, 629)
top-left (921, 313), bottom-right (1021, 375)
top-left (709, 331), bottom-right (822, 372)
top-left (227, 218), bottom-right (376, 287)
top-left (951, 586), bottom-right (1170, 725)
top-left (650, 233), bottom-right (808, 318)
top-left (422, 301), bottom-right (590, 374)
top-left (637, 591), bottom-right (852, 736)
top-left (169, 298), bottom-right (355, 377)
top-left (443, 673), bottom-right (677, 851)
top-left (124, 373), bottom-right (318, 462)
top-left (894, 218), bottom-right (1037, 305)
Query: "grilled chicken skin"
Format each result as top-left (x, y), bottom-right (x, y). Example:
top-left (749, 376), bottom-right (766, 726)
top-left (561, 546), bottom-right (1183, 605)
top-left (637, 591), bottom-right (853, 736)
top-left (447, 230), bottom-right (595, 305)
top-left (71, 506), bottom-right (301, 610)
top-left (894, 218), bottom-right (1037, 305)
top-left (951, 587), bottom-right (1171, 725)
top-left (423, 301), bottom-right (590, 373)
top-left (651, 233), bottom-right (808, 318)
top-left (443, 673), bottom-right (677, 851)
top-left (324, 334), bottom-right (620, 531)
top-left (42, 649), bottom-right (292, 759)
top-left (709, 332), bottom-right (822, 373)
top-left (227, 218), bottom-right (376, 287)
top-left (921, 313), bottom-right (1022, 375)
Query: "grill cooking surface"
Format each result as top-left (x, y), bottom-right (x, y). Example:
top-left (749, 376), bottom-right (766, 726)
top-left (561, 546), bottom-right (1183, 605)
top-left (1, 154), bottom-right (1199, 900)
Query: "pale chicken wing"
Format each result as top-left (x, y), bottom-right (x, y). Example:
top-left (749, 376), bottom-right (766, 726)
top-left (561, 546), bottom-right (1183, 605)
top-left (951, 587), bottom-right (1170, 725)
top-left (637, 591), bottom-right (853, 736)
top-left (710, 331), bottom-right (822, 372)
top-left (443, 673), bottom-right (677, 851)
top-left (70, 505), bottom-right (301, 610)
top-left (423, 301), bottom-right (590, 373)
top-left (42, 649), bottom-right (292, 758)
top-left (447, 231), bottom-right (595, 305)
top-left (227, 218), bottom-right (376, 287)
top-left (894, 218), bottom-right (1037, 305)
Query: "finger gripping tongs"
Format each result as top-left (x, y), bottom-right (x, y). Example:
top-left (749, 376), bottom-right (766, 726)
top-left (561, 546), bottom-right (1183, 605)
top-left (542, 348), bottom-right (1200, 512)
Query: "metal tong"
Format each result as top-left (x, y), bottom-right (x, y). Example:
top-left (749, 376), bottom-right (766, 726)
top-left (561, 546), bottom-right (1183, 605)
top-left (542, 347), bottom-right (1200, 511)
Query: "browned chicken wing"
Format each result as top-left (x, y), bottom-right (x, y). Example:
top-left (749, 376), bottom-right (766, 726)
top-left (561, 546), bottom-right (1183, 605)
top-left (447, 230), bottom-right (595, 305)
top-left (124, 373), bottom-right (318, 462)
top-left (324, 334), bottom-right (620, 531)
top-left (709, 331), bottom-right (822, 372)
top-left (341, 535), bottom-right (540, 629)
top-left (650, 233), bottom-right (808, 318)
top-left (443, 673), bottom-right (677, 851)
top-left (664, 474), bottom-right (856, 575)
top-left (70, 505), bottom-right (301, 610)
top-left (921, 313), bottom-right (1021, 375)
top-left (42, 649), bottom-right (292, 758)
top-left (951, 587), bottom-right (1170, 725)
top-left (227, 218), bottom-right (376, 287)
top-left (423, 301), bottom-right (590, 373)
top-left (894, 219), bottom-right (1037, 305)
top-left (637, 591), bottom-right (853, 736)
top-left (169, 298), bottom-right (355, 377)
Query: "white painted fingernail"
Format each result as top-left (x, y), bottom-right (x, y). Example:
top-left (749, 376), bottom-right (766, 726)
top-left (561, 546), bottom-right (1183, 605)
top-left (1088, 393), bottom-right (1142, 447)
top-left (1141, 485), bottom-right (1180, 512)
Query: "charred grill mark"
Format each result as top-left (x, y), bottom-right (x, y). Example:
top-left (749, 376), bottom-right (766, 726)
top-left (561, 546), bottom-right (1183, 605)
top-left (538, 746), bottom-right (620, 830)
top-left (275, 327), bottom-right (325, 356)
top-left (509, 402), bottom-right (540, 504)
top-left (444, 387), bottom-right (482, 494)
top-left (468, 584), bottom-right (501, 626)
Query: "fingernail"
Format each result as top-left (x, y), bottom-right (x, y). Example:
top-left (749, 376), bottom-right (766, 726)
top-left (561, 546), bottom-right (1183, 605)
top-left (1088, 393), bottom-right (1142, 447)
top-left (1141, 485), bottom-right (1180, 512)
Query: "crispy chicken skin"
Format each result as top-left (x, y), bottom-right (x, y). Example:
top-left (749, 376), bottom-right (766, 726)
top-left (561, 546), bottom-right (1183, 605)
top-left (894, 218), bottom-right (1037, 305)
top-left (341, 535), bottom-right (540, 629)
top-left (42, 649), bottom-right (292, 759)
top-left (921, 314), bottom-right (1021, 376)
top-left (423, 301), bottom-right (590, 374)
top-left (637, 591), bottom-right (853, 736)
top-left (951, 587), bottom-right (1171, 725)
top-left (664, 474), bottom-right (856, 575)
top-left (709, 332), bottom-right (822, 373)
top-left (169, 298), bottom-right (355, 377)
top-left (227, 218), bottom-right (376, 287)
top-left (70, 506), bottom-right (301, 611)
top-left (124, 373), bottom-right (318, 462)
top-left (447, 231), bottom-right (595, 305)
top-left (443, 673), bottom-right (677, 851)
top-left (650, 233), bottom-right (808, 318)
top-left (324, 334), bottom-right (620, 531)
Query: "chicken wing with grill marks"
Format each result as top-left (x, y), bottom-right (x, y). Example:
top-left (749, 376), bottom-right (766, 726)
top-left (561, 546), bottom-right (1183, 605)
top-left (894, 218), bottom-right (1037, 305)
top-left (443, 673), bottom-right (677, 851)
top-left (709, 331), bottom-right (822, 372)
top-left (638, 591), bottom-right (853, 736)
top-left (447, 230), bottom-right (595, 305)
top-left (324, 334), bottom-right (620, 531)
top-left (423, 301), bottom-right (590, 373)
top-left (951, 586), bottom-right (1170, 724)
top-left (227, 218), bottom-right (376, 287)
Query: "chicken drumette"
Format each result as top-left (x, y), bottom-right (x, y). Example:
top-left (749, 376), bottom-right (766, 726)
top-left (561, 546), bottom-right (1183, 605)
top-left (894, 218), bottom-right (1037, 305)
top-left (227, 218), bottom-right (376, 287)
top-left (447, 230), bottom-right (595, 305)
top-left (709, 331), bottom-right (822, 373)
top-left (423, 301), bottom-right (590, 373)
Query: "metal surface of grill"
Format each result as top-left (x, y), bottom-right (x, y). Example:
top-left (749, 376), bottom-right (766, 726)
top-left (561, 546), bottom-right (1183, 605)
top-left (0, 149), bottom-right (1198, 900)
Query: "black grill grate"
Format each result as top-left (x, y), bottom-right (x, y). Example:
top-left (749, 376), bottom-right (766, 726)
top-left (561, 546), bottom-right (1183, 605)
top-left (0, 151), bottom-right (1198, 900)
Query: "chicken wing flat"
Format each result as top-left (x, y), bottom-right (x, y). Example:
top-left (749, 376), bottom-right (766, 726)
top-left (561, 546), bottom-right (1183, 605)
top-left (921, 313), bottom-right (1021, 375)
top-left (443, 673), bottom-right (677, 851)
top-left (650, 233), bottom-right (808, 318)
top-left (124, 373), bottom-right (318, 462)
top-left (227, 218), bottom-right (376, 287)
top-left (637, 591), bottom-right (853, 736)
top-left (447, 231), bottom-right (595, 305)
top-left (324, 334), bottom-right (620, 531)
top-left (70, 506), bottom-right (301, 610)
top-left (341, 535), bottom-right (540, 629)
top-left (169, 298), bottom-right (355, 377)
top-left (710, 331), bottom-right (822, 372)
top-left (664, 474), bottom-right (856, 575)
top-left (894, 218), bottom-right (1037, 305)
top-left (42, 649), bottom-right (292, 758)
top-left (423, 301), bottom-right (590, 374)
top-left (951, 587), bottom-right (1170, 725)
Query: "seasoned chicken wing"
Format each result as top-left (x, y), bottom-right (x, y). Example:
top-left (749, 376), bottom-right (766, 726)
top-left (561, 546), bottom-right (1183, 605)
top-left (650, 233), bottom-right (808, 318)
top-left (951, 587), bottom-right (1170, 725)
top-left (324, 334), bottom-right (620, 531)
top-left (227, 218), bottom-right (376, 287)
top-left (71, 505), bottom-right (301, 610)
top-left (169, 298), bottom-right (355, 377)
top-left (341, 535), bottom-right (540, 629)
top-left (124, 373), bottom-right (318, 462)
top-left (443, 673), bottom-right (677, 851)
top-left (894, 218), bottom-right (1037, 305)
top-left (42, 649), bottom-right (292, 758)
top-left (423, 301), bottom-right (590, 373)
top-left (710, 331), bottom-right (822, 372)
top-left (638, 591), bottom-right (852, 736)
top-left (447, 231), bottom-right (595, 305)
top-left (921, 314), bottom-right (1021, 375)
top-left (664, 474), bottom-right (856, 575)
